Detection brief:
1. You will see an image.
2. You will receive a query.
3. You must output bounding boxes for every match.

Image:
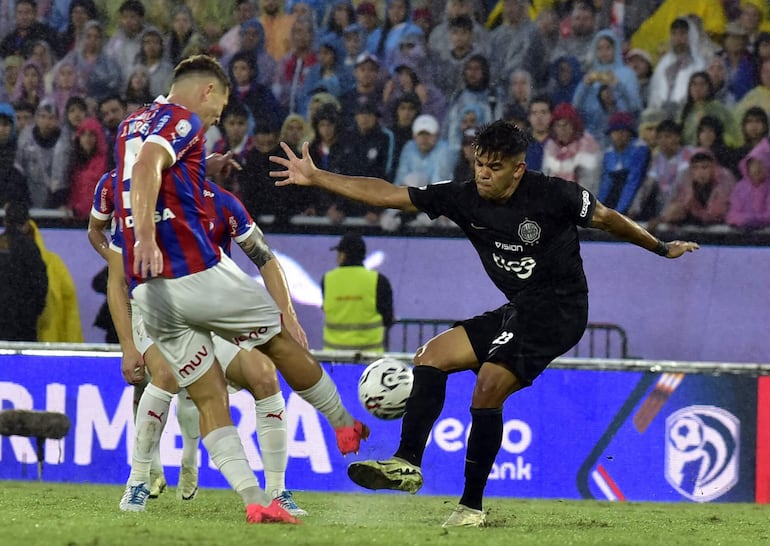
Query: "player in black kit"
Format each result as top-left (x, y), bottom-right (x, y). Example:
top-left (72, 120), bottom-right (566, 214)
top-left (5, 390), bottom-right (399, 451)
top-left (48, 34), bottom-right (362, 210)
top-left (270, 120), bottom-right (699, 527)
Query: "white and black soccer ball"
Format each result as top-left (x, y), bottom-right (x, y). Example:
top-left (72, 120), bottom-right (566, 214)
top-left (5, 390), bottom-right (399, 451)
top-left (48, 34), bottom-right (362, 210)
top-left (358, 358), bottom-right (413, 420)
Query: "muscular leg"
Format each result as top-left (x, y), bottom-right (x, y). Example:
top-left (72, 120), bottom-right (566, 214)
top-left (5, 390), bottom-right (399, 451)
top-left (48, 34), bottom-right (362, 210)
top-left (185, 361), bottom-right (272, 508)
top-left (460, 363), bottom-right (521, 511)
top-left (394, 327), bottom-right (479, 466)
top-left (226, 350), bottom-right (289, 494)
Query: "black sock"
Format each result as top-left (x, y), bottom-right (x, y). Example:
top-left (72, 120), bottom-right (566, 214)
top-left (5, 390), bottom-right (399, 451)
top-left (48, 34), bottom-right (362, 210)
top-left (459, 407), bottom-right (503, 511)
top-left (393, 366), bottom-right (448, 466)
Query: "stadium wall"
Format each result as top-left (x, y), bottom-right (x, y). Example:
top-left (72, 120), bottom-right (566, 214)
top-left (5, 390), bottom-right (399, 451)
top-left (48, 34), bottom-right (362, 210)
top-left (40, 229), bottom-right (770, 363)
top-left (1, 349), bottom-right (768, 503)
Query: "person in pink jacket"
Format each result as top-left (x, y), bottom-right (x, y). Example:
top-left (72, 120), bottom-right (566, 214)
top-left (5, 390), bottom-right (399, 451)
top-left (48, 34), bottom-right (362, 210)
top-left (726, 137), bottom-right (770, 228)
top-left (652, 148), bottom-right (736, 228)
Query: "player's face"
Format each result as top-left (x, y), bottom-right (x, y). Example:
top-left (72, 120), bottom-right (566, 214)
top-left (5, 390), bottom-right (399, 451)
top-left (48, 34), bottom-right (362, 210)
top-left (474, 151), bottom-right (525, 202)
top-left (200, 86), bottom-right (228, 128)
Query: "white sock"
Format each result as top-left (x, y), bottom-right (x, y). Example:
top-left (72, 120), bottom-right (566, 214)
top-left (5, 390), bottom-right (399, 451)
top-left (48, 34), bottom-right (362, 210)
top-left (203, 425), bottom-right (270, 507)
top-left (128, 383), bottom-right (173, 485)
top-left (296, 369), bottom-right (354, 429)
top-left (175, 389), bottom-right (201, 468)
top-left (254, 392), bottom-right (287, 494)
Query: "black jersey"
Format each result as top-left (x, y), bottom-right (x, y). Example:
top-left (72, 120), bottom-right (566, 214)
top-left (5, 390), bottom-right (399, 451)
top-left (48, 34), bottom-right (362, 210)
top-left (407, 171), bottom-right (597, 301)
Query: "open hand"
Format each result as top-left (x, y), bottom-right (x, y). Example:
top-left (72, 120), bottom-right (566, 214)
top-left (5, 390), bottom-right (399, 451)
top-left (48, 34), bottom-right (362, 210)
top-left (664, 240), bottom-right (699, 258)
top-left (270, 142), bottom-right (316, 187)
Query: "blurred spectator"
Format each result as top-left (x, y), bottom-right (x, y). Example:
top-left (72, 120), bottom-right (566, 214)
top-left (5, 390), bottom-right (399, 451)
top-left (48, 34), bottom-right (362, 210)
top-left (297, 36), bottom-right (350, 117)
top-left (382, 60), bottom-right (446, 127)
top-left (91, 265), bottom-right (118, 343)
top-left (134, 27), bottom-right (173, 97)
top-left (10, 59), bottom-right (45, 110)
top-left (219, 0), bottom-right (258, 59)
top-left (541, 102), bottom-right (602, 194)
top-left (648, 17), bottom-right (708, 120)
top-left (12, 101), bottom-right (35, 134)
top-left (573, 29), bottom-right (643, 148)
top-left (706, 54), bottom-right (737, 107)
top-left (550, 1), bottom-right (598, 72)
top-left (50, 95), bottom-right (87, 210)
top-left (752, 32), bottom-right (770, 81)
top-left (695, 114), bottom-right (740, 173)
top-left (726, 136), bottom-right (770, 228)
top-left (306, 90), bottom-right (341, 126)
top-left (739, 0), bottom-right (767, 47)
top-left (432, 15), bottom-right (486, 98)
top-left (501, 69), bottom-right (533, 119)
top-left (629, 119), bottom-right (693, 221)
top-left (320, 0), bottom-right (355, 60)
top-left (97, 94), bottom-right (127, 171)
top-left (546, 55), bottom-right (582, 108)
top-left (1, 56), bottom-right (23, 103)
top-left (336, 97), bottom-right (394, 222)
top-left (356, 1), bottom-right (381, 53)
top-left (339, 52), bottom-right (384, 130)
top-left (650, 149), bottom-right (736, 230)
top-left (123, 65), bottom-right (152, 112)
top-left (227, 51), bottom-right (285, 134)
top-left (411, 7), bottom-right (434, 40)
top-left (714, 20), bottom-right (755, 102)
top-left (273, 15), bottom-right (318, 113)
top-left (260, 0), bottom-right (296, 62)
top-left (28, 218), bottom-right (84, 342)
top-left (58, 0), bottom-right (100, 54)
top-left (46, 59), bottom-right (86, 117)
top-left (341, 23), bottom-right (366, 70)
top-left (428, 0), bottom-right (488, 63)
top-left (0, 104), bottom-right (30, 206)
top-left (279, 112), bottom-right (312, 157)
top-left (223, 18), bottom-right (278, 89)
top-left (680, 71), bottom-right (741, 147)
top-left (734, 58), bottom-right (770, 128)
top-left (29, 39), bottom-right (57, 93)
top-left (307, 102), bottom-right (345, 216)
top-left (394, 113), bottom-right (453, 186)
top-left (443, 54), bottom-right (498, 155)
top-left (534, 7), bottom-right (559, 62)
top-left (386, 91), bottom-right (421, 163)
top-left (733, 106), bottom-right (770, 173)
top-left (487, 0), bottom-right (546, 91)
top-left (63, 20), bottom-right (123, 104)
top-left (14, 98), bottom-right (61, 209)
top-left (0, 201), bottom-right (48, 341)
top-left (525, 94), bottom-right (552, 172)
top-left (104, 0), bottom-right (148, 84)
top-left (0, 0), bottom-right (61, 58)
top-left (211, 102), bottom-right (252, 193)
top-left (637, 107), bottom-right (666, 150)
top-left (66, 117), bottom-right (108, 219)
top-left (165, 4), bottom-right (207, 66)
top-left (372, 0), bottom-right (422, 69)
top-left (624, 48), bottom-right (653, 107)
top-left (597, 112), bottom-right (651, 215)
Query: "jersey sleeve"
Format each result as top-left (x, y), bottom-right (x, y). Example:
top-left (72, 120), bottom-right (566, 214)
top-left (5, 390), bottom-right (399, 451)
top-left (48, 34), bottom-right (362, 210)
top-left (144, 106), bottom-right (203, 166)
top-left (551, 177), bottom-right (597, 228)
top-left (406, 180), bottom-right (458, 219)
top-left (90, 170), bottom-right (116, 221)
top-left (217, 186), bottom-right (256, 243)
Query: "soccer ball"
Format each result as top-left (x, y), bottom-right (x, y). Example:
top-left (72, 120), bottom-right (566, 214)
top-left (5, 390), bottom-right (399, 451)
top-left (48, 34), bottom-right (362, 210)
top-left (357, 358), bottom-right (413, 420)
top-left (669, 415), bottom-right (704, 452)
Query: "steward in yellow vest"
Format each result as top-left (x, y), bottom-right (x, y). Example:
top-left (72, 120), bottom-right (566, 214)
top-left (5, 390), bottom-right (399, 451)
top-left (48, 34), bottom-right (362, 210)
top-left (322, 232), bottom-right (394, 352)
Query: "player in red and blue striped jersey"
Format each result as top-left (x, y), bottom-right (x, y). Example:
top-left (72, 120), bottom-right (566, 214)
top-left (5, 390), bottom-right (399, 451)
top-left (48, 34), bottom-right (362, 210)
top-left (114, 54), bottom-right (366, 525)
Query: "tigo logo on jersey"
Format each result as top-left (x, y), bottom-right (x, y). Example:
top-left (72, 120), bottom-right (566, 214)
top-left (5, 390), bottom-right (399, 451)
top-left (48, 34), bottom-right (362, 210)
top-left (664, 405), bottom-right (739, 502)
top-left (492, 253), bottom-right (536, 279)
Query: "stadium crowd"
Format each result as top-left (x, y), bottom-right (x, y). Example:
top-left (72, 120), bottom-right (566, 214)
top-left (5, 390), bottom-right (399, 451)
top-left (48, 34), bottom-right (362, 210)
top-left (1, 0), bottom-right (770, 234)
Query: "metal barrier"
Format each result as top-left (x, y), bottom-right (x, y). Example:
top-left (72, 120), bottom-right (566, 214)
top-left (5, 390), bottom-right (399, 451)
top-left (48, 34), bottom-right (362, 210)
top-left (386, 318), bottom-right (631, 358)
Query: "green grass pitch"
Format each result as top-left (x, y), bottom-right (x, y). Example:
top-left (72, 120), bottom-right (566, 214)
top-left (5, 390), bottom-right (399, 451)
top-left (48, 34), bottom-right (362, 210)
top-left (1, 481), bottom-right (769, 545)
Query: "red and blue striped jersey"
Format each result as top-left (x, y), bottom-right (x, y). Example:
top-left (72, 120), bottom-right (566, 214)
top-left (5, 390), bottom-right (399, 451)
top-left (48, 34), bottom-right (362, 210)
top-left (113, 96), bottom-right (220, 289)
top-left (90, 169), bottom-right (116, 221)
top-left (202, 179), bottom-right (255, 257)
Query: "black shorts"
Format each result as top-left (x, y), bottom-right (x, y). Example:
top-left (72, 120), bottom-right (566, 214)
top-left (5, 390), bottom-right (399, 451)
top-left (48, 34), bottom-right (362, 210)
top-left (457, 293), bottom-right (588, 387)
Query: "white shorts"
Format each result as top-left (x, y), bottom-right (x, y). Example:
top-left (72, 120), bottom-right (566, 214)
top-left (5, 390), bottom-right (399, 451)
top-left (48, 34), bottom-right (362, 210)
top-left (132, 253), bottom-right (281, 387)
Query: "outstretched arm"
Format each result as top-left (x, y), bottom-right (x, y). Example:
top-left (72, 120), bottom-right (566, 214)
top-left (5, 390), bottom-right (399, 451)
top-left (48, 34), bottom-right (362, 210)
top-left (270, 142), bottom-right (419, 212)
top-left (238, 225), bottom-right (308, 348)
top-left (591, 201), bottom-right (699, 258)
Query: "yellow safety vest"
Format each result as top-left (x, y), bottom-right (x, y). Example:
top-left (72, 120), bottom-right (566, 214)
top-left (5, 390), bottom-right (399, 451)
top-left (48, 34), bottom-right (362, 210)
top-left (323, 266), bottom-right (384, 352)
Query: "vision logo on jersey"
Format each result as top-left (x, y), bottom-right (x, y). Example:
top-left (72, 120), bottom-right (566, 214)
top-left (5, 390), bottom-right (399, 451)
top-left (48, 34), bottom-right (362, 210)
top-left (664, 405), bottom-right (739, 502)
top-left (518, 219), bottom-right (541, 245)
top-left (492, 253), bottom-right (536, 279)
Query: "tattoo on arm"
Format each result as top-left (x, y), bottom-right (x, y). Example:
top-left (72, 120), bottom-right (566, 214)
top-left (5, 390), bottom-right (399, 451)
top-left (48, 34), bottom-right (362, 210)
top-left (239, 226), bottom-right (275, 269)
